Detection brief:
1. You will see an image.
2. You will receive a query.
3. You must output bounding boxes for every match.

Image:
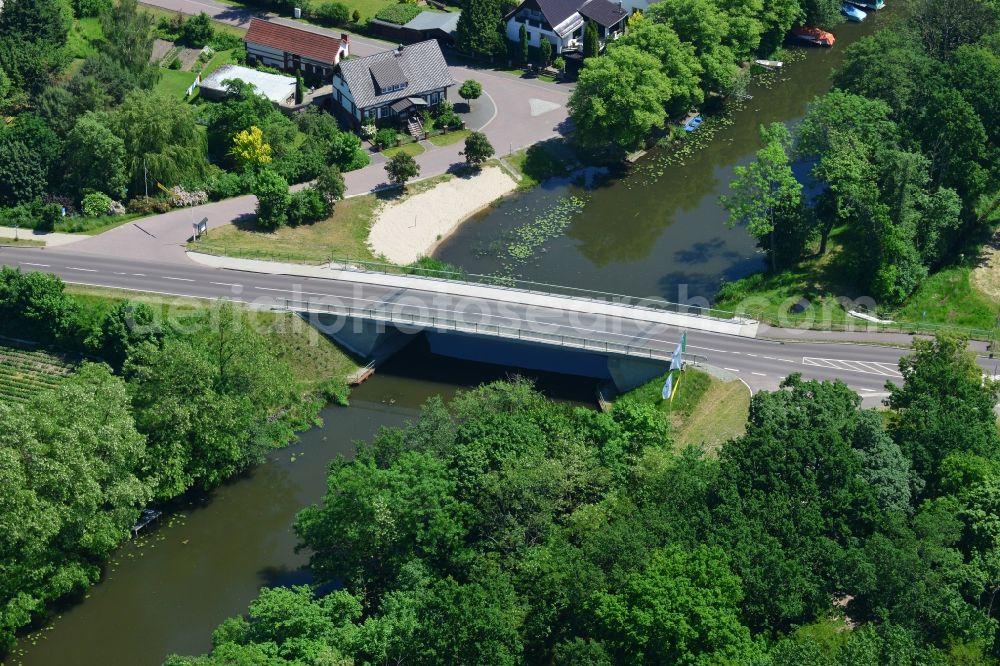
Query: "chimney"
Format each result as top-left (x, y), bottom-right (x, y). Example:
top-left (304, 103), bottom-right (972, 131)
top-left (396, 43), bottom-right (405, 55)
top-left (341, 32), bottom-right (350, 43)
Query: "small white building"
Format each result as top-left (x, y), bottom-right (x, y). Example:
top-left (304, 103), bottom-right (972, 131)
top-left (504, 0), bottom-right (627, 56)
top-left (199, 65), bottom-right (297, 105)
top-left (244, 19), bottom-right (349, 80)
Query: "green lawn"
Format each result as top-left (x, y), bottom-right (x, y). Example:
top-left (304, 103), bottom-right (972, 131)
top-left (617, 369), bottom-right (749, 454)
top-left (382, 142), bottom-right (425, 158)
top-left (67, 17), bottom-right (103, 60)
top-left (189, 193), bottom-right (381, 263)
top-left (55, 213), bottom-right (143, 235)
top-left (893, 265), bottom-right (998, 331)
top-left (189, 174), bottom-right (454, 263)
top-left (155, 68), bottom-right (199, 99)
top-left (427, 129), bottom-right (470, 147)
top-left (199, 48), bottom-right (237, 77)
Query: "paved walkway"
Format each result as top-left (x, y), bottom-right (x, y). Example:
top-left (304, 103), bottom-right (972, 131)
top-left (0, 227), bottom-right (87, 247)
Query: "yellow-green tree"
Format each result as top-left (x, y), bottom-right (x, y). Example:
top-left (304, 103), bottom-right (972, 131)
top-left (231, 125), bottom-right (272, 171)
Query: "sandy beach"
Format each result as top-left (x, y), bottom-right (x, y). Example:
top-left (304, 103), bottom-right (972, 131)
top-left (368, 166), bottom-right (517, 264)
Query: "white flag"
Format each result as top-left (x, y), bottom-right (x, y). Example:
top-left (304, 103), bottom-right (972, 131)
top-left (661, 373), bottom-right (674, 400)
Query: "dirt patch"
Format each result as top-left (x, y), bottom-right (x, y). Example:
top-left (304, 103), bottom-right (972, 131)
top-left (177, 47), bottom-right (203, 71)
top-left (150, 38), bottom-right (174, 64)
top-left (971, 241), bottom-right (1000, 303)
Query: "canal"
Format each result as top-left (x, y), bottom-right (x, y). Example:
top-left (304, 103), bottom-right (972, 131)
top-left (5, 341), bottom-right (593, 666)
top-left (436, 12), bottom-right (891, 302)
top-left (6, 13), bottom-right (894, 665)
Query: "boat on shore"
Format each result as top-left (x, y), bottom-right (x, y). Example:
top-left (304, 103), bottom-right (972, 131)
top-left (842, 3), bottom-right (867, 20)
top-left (791, 27), bottom-right (836, 46)
top-left (848, 0), bottom-right (885, 9)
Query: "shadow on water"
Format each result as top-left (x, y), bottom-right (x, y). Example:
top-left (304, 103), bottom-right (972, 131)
top-left (6, 341), bottom-right (594, 666)
top-left (434, 13), bottom-right (894, 303)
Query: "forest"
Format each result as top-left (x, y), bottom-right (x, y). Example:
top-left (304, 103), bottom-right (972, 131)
top-left (0, 268), bottom-right (332, 650)
top-left (165, 335), bottom-right (1000, 664)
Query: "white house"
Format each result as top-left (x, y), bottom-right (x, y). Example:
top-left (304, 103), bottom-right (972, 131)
top-left (504, 0), bottom-right (628, 56)
top-left (332, 40), bottom-right (456, 127)
top-left (244, 19), bottom-right (349, 80)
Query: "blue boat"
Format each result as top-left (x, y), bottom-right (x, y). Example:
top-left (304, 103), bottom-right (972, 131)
top-left (842, 3), bottom-right (867, 20)
top-left (684, 116), bottom-right (703, 132)
top-left (848, 0), bottom-right (884, 9)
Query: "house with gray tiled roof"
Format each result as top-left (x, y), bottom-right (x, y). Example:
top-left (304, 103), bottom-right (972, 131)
top-left (504, 0), bottom-right (627, 58)
top-left (332, 40), bottom-right (457, 127)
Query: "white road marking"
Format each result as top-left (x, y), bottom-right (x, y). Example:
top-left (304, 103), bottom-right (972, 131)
top-left (132, 273), bottom-right (145, 277)
top-left (724, 367), bottom-right (741, 373)
top-left (210, 281), bottom-right (241, 287)
top-left (22, 262), bottom-right (49, 267)
top-left (114, 272), bottom-right (127, 275)
top-left (751, 372), bottom-right (766, 377)
top-left (802, 357), bottom-right (901, 377)
top-left (746, 353), bottom-right (758, 357)
top-left (763, 356), bottom-right (777, 360)
top-left (68, 267), bottom-right (97, 272)
top-left (860, 388), bottom-right (877, 393)
top-left (163, 276), bottom-right (195, 282)
top-left (255, 286), bottom-right (331, 297)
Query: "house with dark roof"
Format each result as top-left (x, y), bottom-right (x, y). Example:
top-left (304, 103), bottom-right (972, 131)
top-left (332, 40), bottom-right (456, 127)
top-left (504, 0), bottom-right (627, 58)
top-left (244, 19), bottom-right (350, 80)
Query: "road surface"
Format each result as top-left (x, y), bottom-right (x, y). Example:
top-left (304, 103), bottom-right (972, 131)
top-left (6, 245), bottom-right (990, 403)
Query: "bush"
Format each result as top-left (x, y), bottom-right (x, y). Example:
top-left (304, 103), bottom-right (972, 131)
top-left (351, 8), bottom-right (361, 22)
top-left (42, 195), bottom-right (75, 217)
top-left (345, 149), bottom-right (370, 171)
top-left (168, 57), bottom-right (182, 70)
top-left (126, 196), bottom-right (173, 215)
top-left (286, 187), bottom-right (329, 226)
top-left (315, 1), bottom-right (350, 26)
top-left (73, 0), bottom-right (111, 17)
top-left (81, 192), bottom-right (114, 217)
top-left (374, 127), bottom-right (399, 149)
top-left (206, 170), bottom-right (247, 200)
top-left (210, 31), bottom-right (243, 51)
top-left (179, 12), bottom-right (214, 47)
top-left (252, 170), bottom-right (291, 229)
top-left (273, 146), bottom-right (327, 184)
top-left (374, 3), bottom-right (421, 24)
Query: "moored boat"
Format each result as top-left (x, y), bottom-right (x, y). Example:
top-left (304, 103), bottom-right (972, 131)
top-left (791, 26), bottom-right (836, 46)
top-left (841, 3), bottom-right (867, 20)
top-left (848, 0), bottom-right (884, 9)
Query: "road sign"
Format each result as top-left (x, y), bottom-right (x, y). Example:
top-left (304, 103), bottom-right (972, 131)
top-left (193, 218), bottom-right (208, 238)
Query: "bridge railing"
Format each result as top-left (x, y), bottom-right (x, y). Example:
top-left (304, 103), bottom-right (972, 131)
top-left (326, 257), bottom-right (755, 324)
top-left (278, 297), bottom-right (676, 362)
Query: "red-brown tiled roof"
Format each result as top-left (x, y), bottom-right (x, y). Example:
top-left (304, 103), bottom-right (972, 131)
top-left (244, 19), bottom-right (346, 65)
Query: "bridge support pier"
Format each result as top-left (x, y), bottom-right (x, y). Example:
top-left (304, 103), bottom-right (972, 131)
top-left (606, 356), bottom-right (670, 394)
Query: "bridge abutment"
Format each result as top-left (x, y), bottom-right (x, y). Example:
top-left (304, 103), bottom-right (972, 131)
top-left (606, 356), bottom-right (671, 394)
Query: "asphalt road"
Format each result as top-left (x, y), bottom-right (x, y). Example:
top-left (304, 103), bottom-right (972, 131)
top-left (8, 245), bottom-right (992, 403)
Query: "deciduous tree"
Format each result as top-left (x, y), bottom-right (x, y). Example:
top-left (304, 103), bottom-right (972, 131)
top-left (568, 46), bottom-right (670, 150)
top-left (722, 123), bottom-right (802, 271)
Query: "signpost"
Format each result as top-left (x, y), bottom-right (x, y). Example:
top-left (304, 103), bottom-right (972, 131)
top-left (192, 218), bottom-right (208, 239)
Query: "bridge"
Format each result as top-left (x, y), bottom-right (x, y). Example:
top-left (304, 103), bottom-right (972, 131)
top-left (2, 245), bottom-right (977, 401)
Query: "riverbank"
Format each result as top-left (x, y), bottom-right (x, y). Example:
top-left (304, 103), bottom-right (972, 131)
top-left (368, 166), bottom-right (518, 264)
